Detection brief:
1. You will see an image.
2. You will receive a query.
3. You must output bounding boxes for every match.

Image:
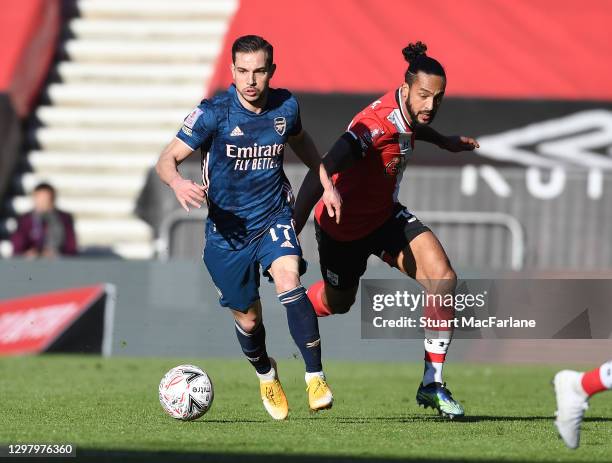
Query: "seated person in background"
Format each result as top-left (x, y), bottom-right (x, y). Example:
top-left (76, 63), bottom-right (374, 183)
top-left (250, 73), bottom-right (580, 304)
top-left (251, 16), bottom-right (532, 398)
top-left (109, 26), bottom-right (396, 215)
top-left (11, 182), bottom-right (77, 258)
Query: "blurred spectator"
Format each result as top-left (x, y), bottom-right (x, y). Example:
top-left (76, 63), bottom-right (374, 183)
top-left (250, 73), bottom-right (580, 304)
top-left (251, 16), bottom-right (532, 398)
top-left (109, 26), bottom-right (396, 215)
top-left (10, 183), bottom-right (77, 258)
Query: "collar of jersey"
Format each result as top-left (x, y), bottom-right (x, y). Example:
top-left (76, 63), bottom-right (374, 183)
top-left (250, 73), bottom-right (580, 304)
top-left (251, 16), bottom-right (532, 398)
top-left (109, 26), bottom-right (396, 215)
top-left (395, 87), bottom-right (414, 130)
top-left (230, 84), bottom-right (270, 116)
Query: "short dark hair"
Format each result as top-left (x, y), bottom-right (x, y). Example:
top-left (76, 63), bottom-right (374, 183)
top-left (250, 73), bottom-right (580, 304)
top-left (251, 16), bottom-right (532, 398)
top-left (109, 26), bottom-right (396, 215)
top-left (402, 41), bottom-right (445, 84)
top-left (33, 182), bottom-right (56, 198)
top-left (232, 35), bottom-right (274, 69)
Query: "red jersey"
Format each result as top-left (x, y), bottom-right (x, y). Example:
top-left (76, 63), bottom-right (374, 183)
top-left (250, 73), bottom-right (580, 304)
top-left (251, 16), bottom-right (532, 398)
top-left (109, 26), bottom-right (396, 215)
top-left (315, 88), bottom-right (416, 241)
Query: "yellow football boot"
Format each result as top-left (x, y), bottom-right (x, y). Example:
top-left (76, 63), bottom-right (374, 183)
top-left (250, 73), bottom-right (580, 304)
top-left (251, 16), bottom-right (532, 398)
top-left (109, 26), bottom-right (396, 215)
top-left (259, 358), bottom-right (289, 420)
top-left (307, 375), bottom-right (333, 411)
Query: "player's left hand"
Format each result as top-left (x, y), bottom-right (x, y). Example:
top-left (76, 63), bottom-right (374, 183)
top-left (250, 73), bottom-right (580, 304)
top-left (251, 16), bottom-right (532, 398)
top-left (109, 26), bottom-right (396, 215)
top-left (322, 186), bottom-right (342, 224)
top-left (443, 135), bottom-right (480, 152)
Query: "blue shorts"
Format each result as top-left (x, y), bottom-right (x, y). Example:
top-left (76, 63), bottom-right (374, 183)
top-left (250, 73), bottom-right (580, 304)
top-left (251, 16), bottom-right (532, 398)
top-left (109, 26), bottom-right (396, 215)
top-left (203, 215), bottom-right (303, 311)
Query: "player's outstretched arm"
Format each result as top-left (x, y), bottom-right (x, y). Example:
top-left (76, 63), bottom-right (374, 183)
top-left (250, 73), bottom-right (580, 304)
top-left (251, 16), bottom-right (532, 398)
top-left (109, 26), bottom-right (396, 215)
top-left (290, 130), bottom-right (341, 233)
top-left (293, 168), bottom-right (323, 235)
top-left (293, 131), bottom-right (363, 234)
top-left (156, 138), bottom-right (206, 212)
top-left (415, 125), bottom-right (480, 152)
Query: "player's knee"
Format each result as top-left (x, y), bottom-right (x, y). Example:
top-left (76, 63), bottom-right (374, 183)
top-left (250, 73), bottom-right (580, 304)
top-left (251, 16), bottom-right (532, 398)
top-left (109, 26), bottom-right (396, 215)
top-left (235, 317), bottom-right (259, 334)
top-left (273, 269), bottom-right (300, 294)
top-left (233, 309), bottom-right (261, 334)
top-left (422, 265), bottom-right (456, 294)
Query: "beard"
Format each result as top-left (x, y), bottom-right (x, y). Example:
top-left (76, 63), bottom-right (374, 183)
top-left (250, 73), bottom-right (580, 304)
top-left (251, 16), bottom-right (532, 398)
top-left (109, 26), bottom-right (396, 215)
top-left (406, 98), bottom-right (435, 126)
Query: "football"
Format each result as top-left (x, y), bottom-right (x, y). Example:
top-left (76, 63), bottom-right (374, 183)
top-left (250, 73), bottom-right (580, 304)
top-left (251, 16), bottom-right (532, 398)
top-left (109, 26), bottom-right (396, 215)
top-left (158, 364), bottom-right (214, 421)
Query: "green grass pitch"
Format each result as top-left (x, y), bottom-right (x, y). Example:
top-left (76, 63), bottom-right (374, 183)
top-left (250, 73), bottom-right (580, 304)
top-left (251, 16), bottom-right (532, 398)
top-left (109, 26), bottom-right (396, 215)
top-left (0, 355), bottom-right (611, 462)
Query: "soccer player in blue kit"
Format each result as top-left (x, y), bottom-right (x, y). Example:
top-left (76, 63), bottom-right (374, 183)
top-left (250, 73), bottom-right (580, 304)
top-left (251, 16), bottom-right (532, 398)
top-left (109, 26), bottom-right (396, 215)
top-left (156, 35), bottom-right (341, 420)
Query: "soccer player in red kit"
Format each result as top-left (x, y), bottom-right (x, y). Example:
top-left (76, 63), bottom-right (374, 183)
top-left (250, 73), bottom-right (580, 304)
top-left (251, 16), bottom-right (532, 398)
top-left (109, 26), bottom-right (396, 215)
top-left (294, 42), bottom-right (479, 419)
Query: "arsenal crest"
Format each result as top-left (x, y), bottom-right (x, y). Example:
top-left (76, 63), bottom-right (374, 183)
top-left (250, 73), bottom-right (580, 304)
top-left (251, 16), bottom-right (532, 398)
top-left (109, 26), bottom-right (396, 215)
top-left (274, 117), bottom-right (286, 136)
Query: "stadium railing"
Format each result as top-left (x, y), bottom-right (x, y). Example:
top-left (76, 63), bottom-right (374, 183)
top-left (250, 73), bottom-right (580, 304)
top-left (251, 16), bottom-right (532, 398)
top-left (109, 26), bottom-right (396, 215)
top-left (155, 210), bottom-right (525, 271)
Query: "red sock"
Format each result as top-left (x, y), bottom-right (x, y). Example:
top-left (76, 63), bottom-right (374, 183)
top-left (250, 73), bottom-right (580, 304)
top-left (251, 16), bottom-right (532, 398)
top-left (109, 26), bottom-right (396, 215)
top-left (422, 296), bottom-right (455, 385)
top-left (423, 295), bottom-right (456, 331)
top-left (581, 366), bottom-right (607, 397)
top-left (307, 280), bottom-right (332, 317)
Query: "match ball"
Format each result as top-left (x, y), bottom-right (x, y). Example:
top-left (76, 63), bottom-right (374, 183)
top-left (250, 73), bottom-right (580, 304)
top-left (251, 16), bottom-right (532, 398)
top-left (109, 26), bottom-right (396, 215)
top-left (159, 364), bottom-right (214, 420)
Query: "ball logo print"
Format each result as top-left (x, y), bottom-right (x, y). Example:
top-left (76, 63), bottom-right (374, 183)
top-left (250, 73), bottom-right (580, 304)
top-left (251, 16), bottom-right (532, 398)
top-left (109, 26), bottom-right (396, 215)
top-left (159, 365), bottom-right (214, 421)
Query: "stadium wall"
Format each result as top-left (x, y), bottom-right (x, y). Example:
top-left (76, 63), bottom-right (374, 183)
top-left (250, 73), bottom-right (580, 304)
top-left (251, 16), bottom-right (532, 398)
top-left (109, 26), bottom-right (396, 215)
top-left (139, 159), bottom-right (612, 271)
top-left (0, 0), bottom-right (61, 200)
top-left (208, 0), bottom-right (612, 101)
top-left (1, 259), bottom-right (611, 364)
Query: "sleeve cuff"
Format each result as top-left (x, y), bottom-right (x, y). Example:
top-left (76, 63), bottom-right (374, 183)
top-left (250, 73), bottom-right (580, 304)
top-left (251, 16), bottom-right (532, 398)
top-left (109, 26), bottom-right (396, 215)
top-left (174, 135), bottom-right (197, 151)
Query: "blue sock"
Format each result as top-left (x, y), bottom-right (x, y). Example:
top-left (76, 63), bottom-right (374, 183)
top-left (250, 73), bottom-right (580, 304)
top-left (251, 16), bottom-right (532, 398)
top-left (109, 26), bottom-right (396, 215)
top-left (278, 285), bottom-right (322, 373)
top-left (234, 321), bottom-right (272, 375)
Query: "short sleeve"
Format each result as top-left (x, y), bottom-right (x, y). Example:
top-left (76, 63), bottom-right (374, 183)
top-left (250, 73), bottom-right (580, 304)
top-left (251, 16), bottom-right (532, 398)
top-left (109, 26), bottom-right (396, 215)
top-left (175, 102), bottom-right (216, 150)
top-left (346, 115), bottom-right (386, 156)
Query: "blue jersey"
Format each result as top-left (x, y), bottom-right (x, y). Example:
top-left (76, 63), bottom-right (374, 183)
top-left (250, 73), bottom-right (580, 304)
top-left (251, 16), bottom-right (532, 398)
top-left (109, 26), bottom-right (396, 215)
top-left (176, 84), bottom-right (302, 250)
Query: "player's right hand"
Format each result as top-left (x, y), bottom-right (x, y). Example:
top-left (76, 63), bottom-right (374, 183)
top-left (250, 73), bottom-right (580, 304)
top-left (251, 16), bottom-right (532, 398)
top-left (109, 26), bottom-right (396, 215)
top-left (322, 186), bottom-right (342, 224)
top-left (170, 176), bottom-right (207, 212)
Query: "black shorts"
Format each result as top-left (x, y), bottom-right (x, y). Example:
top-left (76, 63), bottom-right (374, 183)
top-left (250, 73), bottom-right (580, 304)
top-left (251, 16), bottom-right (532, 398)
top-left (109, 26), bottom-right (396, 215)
top-left (315, 204), bottom-right (430, 289)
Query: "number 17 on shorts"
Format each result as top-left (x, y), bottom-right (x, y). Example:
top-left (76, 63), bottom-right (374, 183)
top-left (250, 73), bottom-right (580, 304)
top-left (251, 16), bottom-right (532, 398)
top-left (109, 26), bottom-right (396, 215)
top-left (260, 217), bottom-right (302, 263)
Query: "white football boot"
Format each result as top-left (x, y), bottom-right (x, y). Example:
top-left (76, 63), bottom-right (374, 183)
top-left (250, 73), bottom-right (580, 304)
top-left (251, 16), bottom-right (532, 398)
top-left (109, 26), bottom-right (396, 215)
top-left (553, 370), bottom-right (589, 449)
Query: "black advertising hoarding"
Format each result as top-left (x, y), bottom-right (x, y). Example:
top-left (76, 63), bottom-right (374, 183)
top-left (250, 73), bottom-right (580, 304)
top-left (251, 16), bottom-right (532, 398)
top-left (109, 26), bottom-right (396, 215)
top-left (295, 94), bottom-right (612, 169)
